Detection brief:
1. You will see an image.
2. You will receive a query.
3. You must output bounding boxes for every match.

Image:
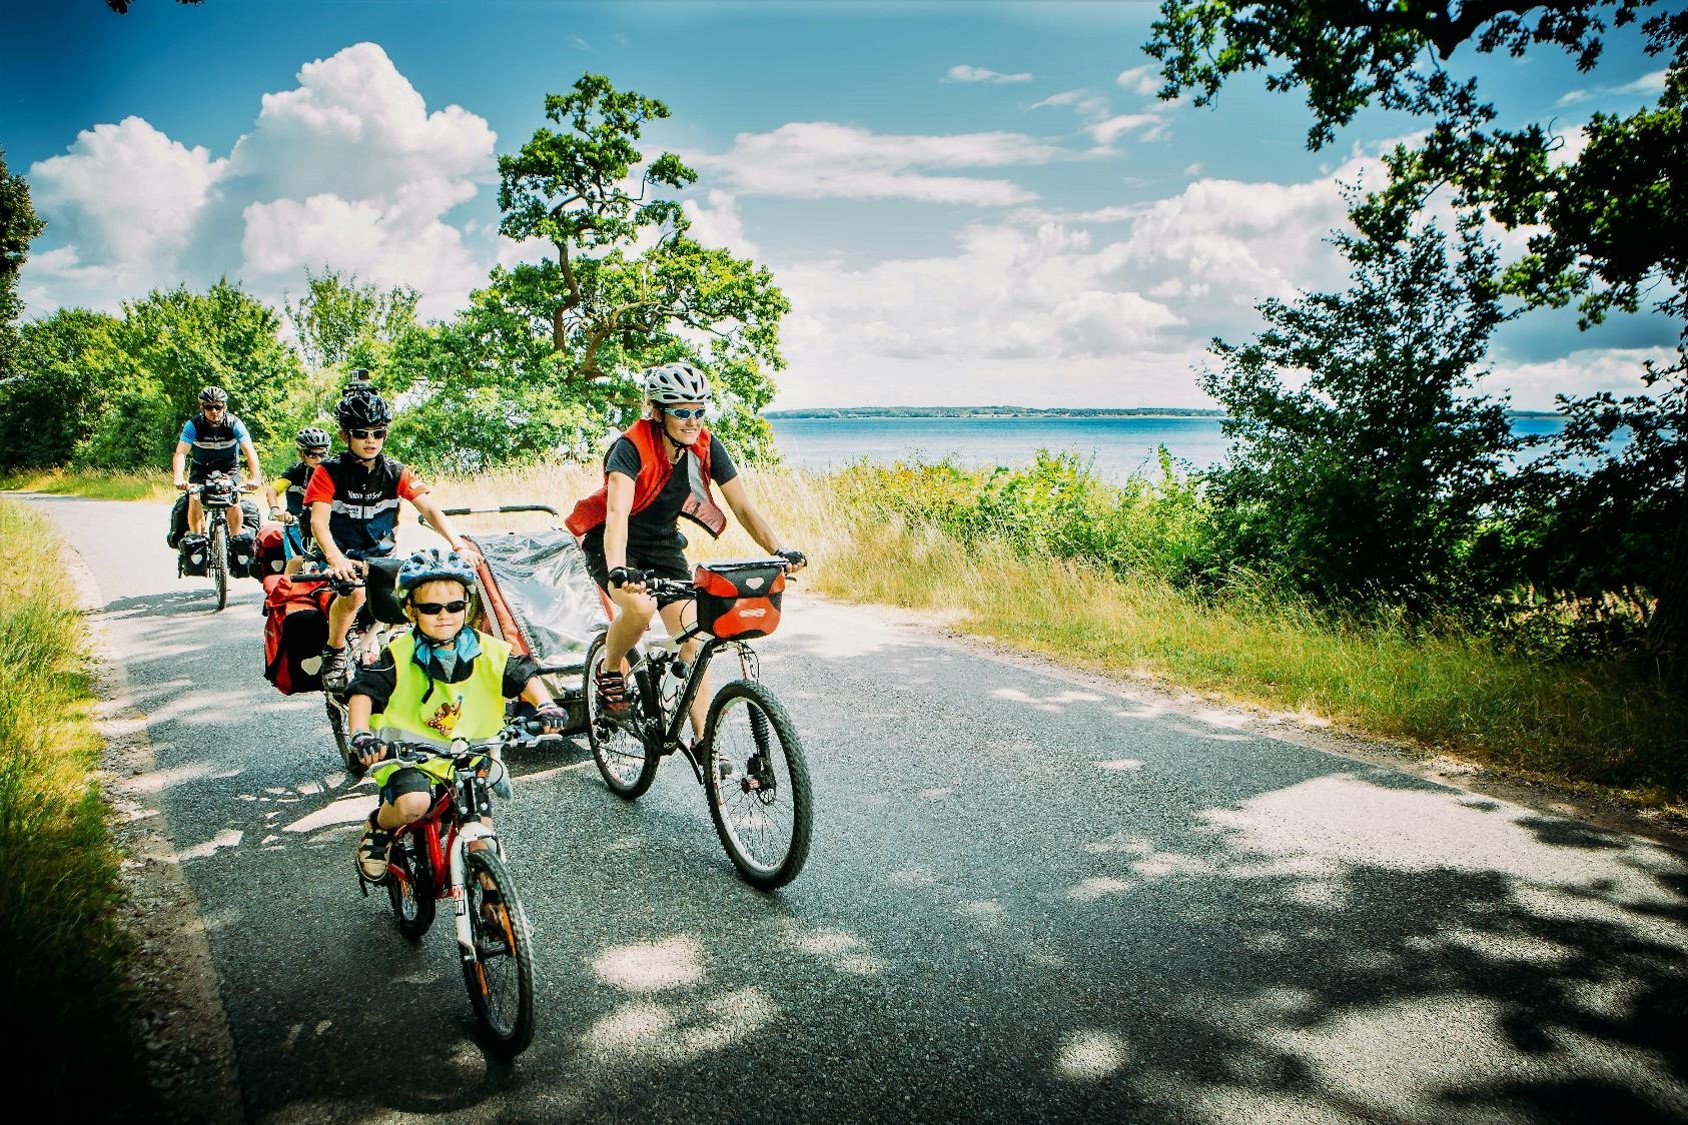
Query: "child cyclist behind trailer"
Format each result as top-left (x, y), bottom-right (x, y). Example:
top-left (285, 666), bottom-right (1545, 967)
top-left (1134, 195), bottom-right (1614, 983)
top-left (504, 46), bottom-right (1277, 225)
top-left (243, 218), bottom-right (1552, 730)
top-left (345, 549), bottom-right (569, 880)
top-left (264, 426), bottom-right (331, 574)
top-left (566, 362), bottom-right (807, 746)
top-left (306, 386), bottom-right (480, 691)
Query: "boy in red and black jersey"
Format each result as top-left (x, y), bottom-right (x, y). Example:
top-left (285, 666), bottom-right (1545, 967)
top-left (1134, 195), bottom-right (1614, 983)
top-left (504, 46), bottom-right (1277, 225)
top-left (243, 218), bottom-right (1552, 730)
top-left (307, 387), bottom-right (478, 691)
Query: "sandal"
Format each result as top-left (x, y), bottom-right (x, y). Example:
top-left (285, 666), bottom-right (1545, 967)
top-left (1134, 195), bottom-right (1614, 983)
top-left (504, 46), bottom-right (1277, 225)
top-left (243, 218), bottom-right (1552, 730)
top-left (356, 814), bottom-right (394, 881)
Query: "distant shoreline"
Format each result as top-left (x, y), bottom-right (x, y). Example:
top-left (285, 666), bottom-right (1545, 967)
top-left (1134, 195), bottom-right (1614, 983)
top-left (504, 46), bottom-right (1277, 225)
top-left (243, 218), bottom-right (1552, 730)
top-left (767, 406), bottom-right (1564, 420)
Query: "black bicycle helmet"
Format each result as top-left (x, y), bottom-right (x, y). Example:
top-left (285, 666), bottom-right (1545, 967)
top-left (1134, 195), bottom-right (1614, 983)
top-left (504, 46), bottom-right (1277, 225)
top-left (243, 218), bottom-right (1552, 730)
top-left (334, 388), bottom-right (392, 429)
top-left (295, 426), bottom-right (331, 452)
top-left (198, 386), bottom-right (229, 407)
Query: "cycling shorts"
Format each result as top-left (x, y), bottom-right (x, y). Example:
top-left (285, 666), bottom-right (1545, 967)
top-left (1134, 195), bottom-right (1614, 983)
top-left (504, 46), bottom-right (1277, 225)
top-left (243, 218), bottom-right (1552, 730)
top-left (580, 528), bottom-right (693, 608)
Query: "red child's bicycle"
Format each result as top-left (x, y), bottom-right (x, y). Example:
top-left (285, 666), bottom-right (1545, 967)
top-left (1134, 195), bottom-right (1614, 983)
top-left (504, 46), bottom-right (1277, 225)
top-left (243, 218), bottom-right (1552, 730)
top-left (361, 725), bottom-right (538, 1057)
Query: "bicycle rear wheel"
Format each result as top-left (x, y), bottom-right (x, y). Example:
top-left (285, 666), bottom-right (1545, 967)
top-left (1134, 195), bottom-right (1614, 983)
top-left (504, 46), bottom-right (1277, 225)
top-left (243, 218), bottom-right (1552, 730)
top-left (386, 836), bottom-right (434, 940)
top-left (703, 679), bottom-right (812, 889)
top-left (461, 848), bottom-right (535, 1057)
top-left (210, 521), bottom-right (228, 611)
top-left (584, 634), bottom-right (659, 799)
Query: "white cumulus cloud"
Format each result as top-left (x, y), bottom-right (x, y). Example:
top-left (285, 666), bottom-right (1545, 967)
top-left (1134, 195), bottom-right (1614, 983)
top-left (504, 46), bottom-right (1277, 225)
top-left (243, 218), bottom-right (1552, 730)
top-left (29, 117), bottom-right (226, 269)
top-left (946, 64), bottom-right (1033, 84)
top-left (769, 156), bottom-right (1389, 409)
top-left (689, 122), bottom-right (1057, 206)
top-left (23, 42), bottom-right (498, 322)
top-left (1115, 64), bottom-right (1161, 96)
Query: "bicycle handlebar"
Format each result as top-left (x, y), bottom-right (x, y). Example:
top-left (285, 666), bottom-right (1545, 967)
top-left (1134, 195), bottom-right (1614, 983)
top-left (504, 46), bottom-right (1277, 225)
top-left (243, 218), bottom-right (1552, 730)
top-left (382, 720), bottom-right (550, 766)
top-left (293, 563), bottom-right (365, 594)
top-left (610, 556), bottom-right (797, 598)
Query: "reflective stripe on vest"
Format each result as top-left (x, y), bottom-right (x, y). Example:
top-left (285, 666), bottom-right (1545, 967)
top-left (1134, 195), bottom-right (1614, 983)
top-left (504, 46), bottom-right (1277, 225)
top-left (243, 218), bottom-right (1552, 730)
top-left (191, 414), bottom-right (241, 469)
top-left (322, 452), bottom-right (405, 555)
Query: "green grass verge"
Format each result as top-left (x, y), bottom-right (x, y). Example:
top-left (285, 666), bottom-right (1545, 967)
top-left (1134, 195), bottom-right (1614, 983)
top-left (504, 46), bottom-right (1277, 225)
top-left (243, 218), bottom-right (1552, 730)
top-left (715, 466), bottom-right (1688, 806)
top-left (0, 467), bottom-right (174, 501)
top-left (0, 499), bottom-right (146, 1108)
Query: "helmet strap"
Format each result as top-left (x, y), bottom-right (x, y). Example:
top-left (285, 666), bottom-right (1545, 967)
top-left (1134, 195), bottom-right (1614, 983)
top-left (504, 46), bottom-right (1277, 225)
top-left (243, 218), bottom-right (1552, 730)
top-left (657, 411), bottom-right (694, 459)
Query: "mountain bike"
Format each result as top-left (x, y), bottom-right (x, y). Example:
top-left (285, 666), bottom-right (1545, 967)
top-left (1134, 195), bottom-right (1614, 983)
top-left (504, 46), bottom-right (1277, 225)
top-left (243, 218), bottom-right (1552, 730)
top-left (299, 562), bottom-right (407, 771)
top-left (583, 557), bottom-right (812, 889)
top-left (180, 471), bottom-right (256, 612)
top-left (359, 725), bottom-right (538, 1057)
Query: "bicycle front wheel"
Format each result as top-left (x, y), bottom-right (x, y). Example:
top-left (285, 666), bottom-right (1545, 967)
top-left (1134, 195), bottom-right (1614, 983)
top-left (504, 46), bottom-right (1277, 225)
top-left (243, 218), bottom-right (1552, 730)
top-left (325, 697), bottom-right (354, 771)
top-left (461, 848), bottom-right (535, 1057)
top-left (387, 836), bottom-right (434, 940)
top-left (210, 521), bottom-right (228, 611)
top-left (703, 679), bottom-right (813, 889)
top-left (584, 634), bottom-right (658, 799)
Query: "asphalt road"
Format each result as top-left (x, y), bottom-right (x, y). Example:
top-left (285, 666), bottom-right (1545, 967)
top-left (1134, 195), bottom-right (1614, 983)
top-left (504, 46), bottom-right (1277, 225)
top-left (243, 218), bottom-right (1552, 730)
top-left (31, 493), bottom-right (1688, 1124)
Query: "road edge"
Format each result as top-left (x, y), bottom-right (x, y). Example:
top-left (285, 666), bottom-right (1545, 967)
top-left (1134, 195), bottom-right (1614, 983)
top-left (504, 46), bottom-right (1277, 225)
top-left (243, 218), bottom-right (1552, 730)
top-left (802, 590), bottom-right (1688, 852)
top-left (60, 535), bottom-right (244, 1122)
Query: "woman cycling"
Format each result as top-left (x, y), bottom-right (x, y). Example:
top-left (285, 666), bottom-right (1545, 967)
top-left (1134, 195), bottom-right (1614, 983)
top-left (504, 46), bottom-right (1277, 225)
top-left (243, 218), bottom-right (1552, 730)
top-left (565, 362), bottom-right (805, 742)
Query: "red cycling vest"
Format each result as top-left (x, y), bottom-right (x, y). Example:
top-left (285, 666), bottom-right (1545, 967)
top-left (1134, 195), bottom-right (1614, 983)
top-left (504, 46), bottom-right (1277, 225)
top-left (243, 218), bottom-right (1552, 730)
top-left (566, 419), bottom-right (728, 539)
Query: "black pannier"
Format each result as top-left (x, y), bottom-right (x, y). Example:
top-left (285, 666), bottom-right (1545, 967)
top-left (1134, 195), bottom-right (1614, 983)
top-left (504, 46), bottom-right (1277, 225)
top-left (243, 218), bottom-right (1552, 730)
top-left (178, 533), bottom-right (210, 577)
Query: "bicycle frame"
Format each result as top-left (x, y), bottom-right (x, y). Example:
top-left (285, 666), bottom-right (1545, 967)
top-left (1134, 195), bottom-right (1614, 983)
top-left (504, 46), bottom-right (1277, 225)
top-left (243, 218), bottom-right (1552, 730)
top-left (386, 752), bottom-right (506, 969)
top-left (635, 631), bottom-right (761, 782)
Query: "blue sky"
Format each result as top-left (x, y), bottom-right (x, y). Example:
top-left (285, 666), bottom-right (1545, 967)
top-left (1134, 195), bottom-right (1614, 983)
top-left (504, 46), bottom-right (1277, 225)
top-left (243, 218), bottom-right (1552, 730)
top-left (3, 0), bottom-right (1675, 409)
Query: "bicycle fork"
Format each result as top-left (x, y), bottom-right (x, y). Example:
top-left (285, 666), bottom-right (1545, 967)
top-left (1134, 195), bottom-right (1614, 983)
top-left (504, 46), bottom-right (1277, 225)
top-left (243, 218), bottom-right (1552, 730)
top-left (450, 822), bottom-right (501, 968)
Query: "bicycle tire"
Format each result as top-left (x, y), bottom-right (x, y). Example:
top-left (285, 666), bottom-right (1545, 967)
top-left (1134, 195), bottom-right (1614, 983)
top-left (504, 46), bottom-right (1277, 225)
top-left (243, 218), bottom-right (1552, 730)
top-left (461, 848), bottom-right (535, 1057)
top-left (387, 836), bottom-right (434, 940)
top-left (703, 679), bottom-right (813, 889)
top-left (583, 634), bottom-right (659, 799)
top-left (210, 521), bottom-right (228, 611)
top-left (325, 696), bottom-right (354, 770)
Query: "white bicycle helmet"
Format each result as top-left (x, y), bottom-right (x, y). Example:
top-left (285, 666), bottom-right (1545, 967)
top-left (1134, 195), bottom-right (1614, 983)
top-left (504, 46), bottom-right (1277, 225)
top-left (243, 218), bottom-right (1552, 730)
top-left (642, 362), bottom-right (713, 406)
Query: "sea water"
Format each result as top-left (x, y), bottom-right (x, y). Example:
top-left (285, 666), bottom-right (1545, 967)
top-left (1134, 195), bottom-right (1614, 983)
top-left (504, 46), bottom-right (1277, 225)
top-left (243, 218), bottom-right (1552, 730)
top-left (768, 415), bottom-right (1571, 483)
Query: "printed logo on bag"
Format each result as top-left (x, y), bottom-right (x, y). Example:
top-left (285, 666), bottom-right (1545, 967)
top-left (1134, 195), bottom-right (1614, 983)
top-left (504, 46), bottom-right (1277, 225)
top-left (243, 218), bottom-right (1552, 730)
top-left (745, 576), bottom-right (765, 590)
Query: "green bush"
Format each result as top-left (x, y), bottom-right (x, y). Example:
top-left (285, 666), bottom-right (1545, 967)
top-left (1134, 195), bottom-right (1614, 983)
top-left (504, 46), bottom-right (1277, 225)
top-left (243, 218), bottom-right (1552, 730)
top-left (836, 450), bottom-right (1212, 584)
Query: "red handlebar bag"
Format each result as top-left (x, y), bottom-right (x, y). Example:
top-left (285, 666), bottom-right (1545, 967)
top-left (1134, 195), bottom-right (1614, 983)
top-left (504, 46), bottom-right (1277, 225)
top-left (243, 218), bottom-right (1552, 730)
top-left (693, 561), bottom-right (785, 640)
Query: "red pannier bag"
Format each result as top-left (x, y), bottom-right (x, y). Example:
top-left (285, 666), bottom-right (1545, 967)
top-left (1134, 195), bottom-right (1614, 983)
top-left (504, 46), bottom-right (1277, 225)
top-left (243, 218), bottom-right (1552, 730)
top-left (693, 560), bottom-right (786, 640)
top-left (255, 522), bottom-right (289, 581)
top-left (263, 576), bottom-right (334, 695)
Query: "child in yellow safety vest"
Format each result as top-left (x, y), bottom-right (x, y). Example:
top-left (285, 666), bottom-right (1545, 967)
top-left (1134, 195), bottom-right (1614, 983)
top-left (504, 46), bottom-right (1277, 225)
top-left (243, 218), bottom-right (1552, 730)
top-left (345, 547), bottom-right (567, 880)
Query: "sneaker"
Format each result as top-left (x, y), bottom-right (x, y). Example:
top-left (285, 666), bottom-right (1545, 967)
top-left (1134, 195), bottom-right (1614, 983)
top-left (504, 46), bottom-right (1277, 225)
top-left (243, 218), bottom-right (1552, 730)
top-left (594, 668), bottom-right (631, 717)
top-left (356, 815), bottom-right (393, 881)
top-left (321, 645), bottom-right (351, 693)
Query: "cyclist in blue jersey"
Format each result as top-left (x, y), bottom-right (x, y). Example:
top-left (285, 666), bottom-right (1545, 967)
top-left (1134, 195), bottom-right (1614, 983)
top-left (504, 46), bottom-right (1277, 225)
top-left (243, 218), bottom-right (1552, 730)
top-left (171, 386), bottom-right (263, 538)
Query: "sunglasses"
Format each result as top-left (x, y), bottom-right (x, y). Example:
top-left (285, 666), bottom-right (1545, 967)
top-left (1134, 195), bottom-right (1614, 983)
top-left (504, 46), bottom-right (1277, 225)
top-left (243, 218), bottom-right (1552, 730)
top-left (665, 406), bottom-right (708, 420)
top-left (412, 599), bottom-right (468, 615)
top-left (298, 449), bottom-right (327, 458)
top-left (349, 428), bottom-right (388, 440)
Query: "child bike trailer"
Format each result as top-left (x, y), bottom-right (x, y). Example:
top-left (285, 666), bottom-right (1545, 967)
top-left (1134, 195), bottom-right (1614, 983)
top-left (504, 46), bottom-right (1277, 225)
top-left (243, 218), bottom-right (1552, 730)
top-left (436, 504), bottom-right (607, 736)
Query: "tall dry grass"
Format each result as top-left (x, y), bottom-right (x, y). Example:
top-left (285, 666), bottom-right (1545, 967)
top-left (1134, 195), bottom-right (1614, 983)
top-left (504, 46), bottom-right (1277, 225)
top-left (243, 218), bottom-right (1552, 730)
top-left (0, 467), bottom-right (174, 501)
